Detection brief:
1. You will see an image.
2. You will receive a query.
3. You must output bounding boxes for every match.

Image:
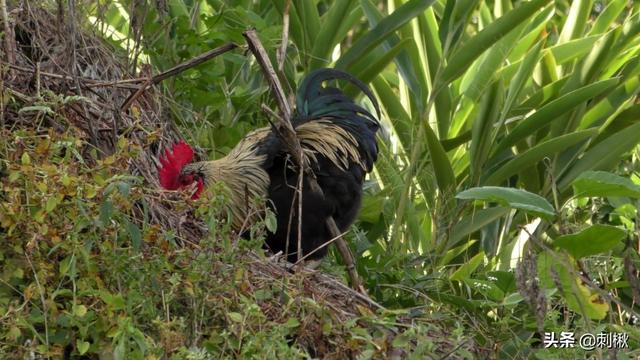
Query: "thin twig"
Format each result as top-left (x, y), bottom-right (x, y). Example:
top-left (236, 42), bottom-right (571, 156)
top-left (120, 42), bottom-right (239, 111)
top-left (296, 147), bottom-right (303, 262)
top-left (243, 30), bottom-right (291, 120)
top-left (243, 29), bottom-right (363, 292)
top-left (68, 0), bottom-right (98, 149)
top-left (25, 251), bottom-right (49, 351)
top-left (2, 63), bottom-right (145, 88)
top-left (277, 0), bottom-right (290, 72)
top-left (292, 229), bottom-right (349, 266)
top-left (0, 0), bottom-right (16, 67)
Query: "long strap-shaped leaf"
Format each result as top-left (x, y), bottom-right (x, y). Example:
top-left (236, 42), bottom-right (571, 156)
top-left (493, 78), bottom-right (619, 155)
top-left (335, 0), bottom-right (436, 71)
top-left (439, 0), bottom-right (551, 86)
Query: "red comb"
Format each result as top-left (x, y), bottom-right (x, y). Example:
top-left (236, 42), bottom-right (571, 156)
top-left (159, 140), bottom-right (194, 190)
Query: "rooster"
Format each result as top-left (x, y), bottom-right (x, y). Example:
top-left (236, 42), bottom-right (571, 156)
top-left (159, 69), bottom-right (380, 262)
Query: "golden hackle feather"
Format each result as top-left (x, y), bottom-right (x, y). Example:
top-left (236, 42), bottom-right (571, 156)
top-left (296, 119), bottom-right (366, 171)
top-left (187, 128), bottom-right (271, 230)
top-left (188, 121), bottom-right (365, 231)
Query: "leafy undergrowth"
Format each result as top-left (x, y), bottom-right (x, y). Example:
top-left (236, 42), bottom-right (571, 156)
top-left (0, 129), bottom-right (474, 359)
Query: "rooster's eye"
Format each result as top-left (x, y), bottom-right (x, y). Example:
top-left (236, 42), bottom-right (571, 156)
top-left (179, 174), bottom-right (195, 186)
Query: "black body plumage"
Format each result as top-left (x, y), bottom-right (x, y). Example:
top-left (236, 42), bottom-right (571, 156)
top-left (175, 69), bottom-right (380, 262)
top-left (261, 69), bottom-right (380, 261)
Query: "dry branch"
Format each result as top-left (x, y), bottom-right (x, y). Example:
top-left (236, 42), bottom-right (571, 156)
top-left (120, 43), bottom-right (239, 111)
top-left (0, 0), bottom-right (16, 66)
top-left (242, 29), bottom-right (364, 293)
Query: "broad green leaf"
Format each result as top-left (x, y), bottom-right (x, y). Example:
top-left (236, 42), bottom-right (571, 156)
top-left (572, 171), bottom-right (640, 198)
top-left (125, 219), bottom-right (142, 251)
top-left (485, 129), bottom-right (597, 185)
top-left (579, 76), bottom-right (640, 129)
top-left (554, 224), bottom-right (626, 258)
top-left (73, 304), bottom-right (88, 317)
top-left (438, 240), bottom-right (477, 266)
top-left (537, 251), bottom-right (609, 320)
top-left (451, 252), bottom-right (485, 281)
top-left (507, 5), bottom-right (554, 63)
top-left (425, 124), bottom-right (456, 194)
top-left (299, 0), bottom-right (321, 45)
top-left (495, 78), bottom-right (619, 154)
top-left (309, 0), bottom-right (355, 69)
top-left (456, 187), bottom-right (555, 219)
top-left (350, 38), bottom-right (413, 88)
top-left (447, 207), bottom-right (510, 250)
top-left (335, 0), bottom-right (436, 70)
top-left (500, 41), bottom-right (544, 122)
top-left (265, 211), bottom-right (277, 233)
top-left (372, 77), bottom-right (413, 153)
top-left (228, 312), bottom-right (243, 322)
top-left (462, 21), bottom-right (524, 102)
top-left (465, 278), bottom-right (505, 301)
top-left (548, 35), bottom-right (600, 65)
top-left (589, 0), bottom-right (626, 35)
top-left (77, 340), bottom-right (90, 355)
top-left (557, 0), bottom-right (592, 45)
top-left (470, 80), bottom-right (502, 181)
top-left (45, 195), bottom-right (62, 213)
top-left (361, 0), bottom-right (427, 107)
top-left (439, 0), bottom-right (551, 85)
top-left (559, 121), bottom-right (640, 190)
top-left (513, 75), bottom-right (570, 114)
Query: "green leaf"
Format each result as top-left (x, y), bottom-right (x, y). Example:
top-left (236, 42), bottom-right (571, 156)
top-left (537, 251), bottom-right (609, 320)
top-left (125, 219), bottom-right (142, 251)
top-left (265, 211), bottom-right (277, 233)
top-left (465, 278), bottom-right (505, 301)
top-left (559, 121), bottom-right (640, 190)
top-left (548, 35), bottom-right (600, 65)
top-left (470, 80), bottom-right (502, 180)
top-left (495, 78), bottom-right (619, 154)
top-left (450, 251), bottom-right (485, 281)
top-left (439, 0), bottom-right (551, 85)
top-left (73, 304), bottom-right (88, 317)
top-left (309, 0), bottom-right (355, 69)
top-left (425, 124), bottom-right (456, 195)
top-left (485, 129), bottom-right (597, 186)
top-left (557, 0), bottom-right (592, 45)
top-left (554, 224), bottom-right (625, 258)
top-left (335, 0), bottom-right (436, 70)
top-left (572, 171), bottom-right (640, 198)
top-left (284, 318), bottom-right (300, 328)
top-left (101, 292), bottom-right (126, 310)
top-left (349, 38), bottom-right (412, 88)
top-left (501, 41), bottom-right (544, 121)
top-left (228, 312), bottom-right (243, 323)
top-left (462, 21), bottom-right (524, 102)
top-left (21, 152), bottom-right (31, 165)
top-left (446, 207), bottom-right (510, 250)
top-left (589, 0), bottom-right (625, 35)
top-left (45, 195), bottom-right (61, 213)
top-left (77, 340), bottom-right (90, 355)
top-left (456, 187), bottom-right (555, 219)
